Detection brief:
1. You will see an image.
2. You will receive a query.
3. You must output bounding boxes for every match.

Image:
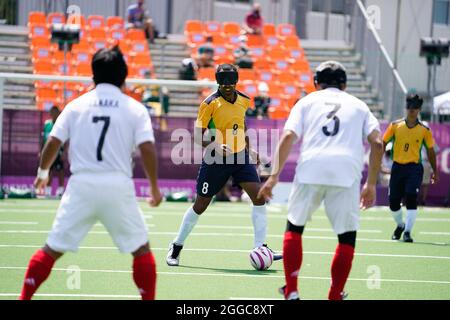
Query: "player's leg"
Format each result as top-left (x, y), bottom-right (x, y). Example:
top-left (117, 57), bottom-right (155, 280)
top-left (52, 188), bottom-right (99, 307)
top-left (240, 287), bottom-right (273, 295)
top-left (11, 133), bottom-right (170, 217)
top-left (324, 181), bottom-right (359, 300)
top-left (167, 162), bottom-right (230, 266)
top-left (45, 169), bottom-right (53, 197)
top-left (19, 244), bottom-right (63, 300)
top-left (20, 175), bottom-right (95, 300)
top-left (281, 184), bottom-right (324, 299)
top-left (131, 243), bottom-right (157, 300)
top-left (403, 164), bottom-right (424, 242)
top-left (389, 163), bottom-right (406, 240)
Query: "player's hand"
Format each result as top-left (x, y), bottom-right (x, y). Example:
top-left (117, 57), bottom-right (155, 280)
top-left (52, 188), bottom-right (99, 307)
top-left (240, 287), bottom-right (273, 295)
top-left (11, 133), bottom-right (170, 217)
top-left (360, 183), bottom-right (376, 210)
top-left (33, 176), bottom-right (49, 193)
top-left (148, 187), bottom-right (163, 207)
top-left (257, 176), bottom-right (278, 202)
top-left (215, 144), bottom-right (232, 157)
top-left (431, 172), bottom-right (439, 184)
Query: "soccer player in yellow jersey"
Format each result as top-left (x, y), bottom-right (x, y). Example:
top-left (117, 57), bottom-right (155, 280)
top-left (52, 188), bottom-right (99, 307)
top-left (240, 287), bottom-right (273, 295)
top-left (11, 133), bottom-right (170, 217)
top-left (383, 94), bottom-right (439, 242)
top-left (166, 64), bottom-right (281, 266)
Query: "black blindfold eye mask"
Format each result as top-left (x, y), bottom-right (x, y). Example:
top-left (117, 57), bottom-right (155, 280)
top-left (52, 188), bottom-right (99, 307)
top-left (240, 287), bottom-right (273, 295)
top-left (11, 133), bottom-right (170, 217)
top-left (216, 71), bottom-right (238, 85)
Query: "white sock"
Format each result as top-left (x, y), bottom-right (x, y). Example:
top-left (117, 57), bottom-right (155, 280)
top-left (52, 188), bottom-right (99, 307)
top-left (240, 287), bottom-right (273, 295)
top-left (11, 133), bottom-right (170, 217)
top-left (56, 186), bottom-right (64, 195)
top-left (252, 204), bottom-right (267, 248)
top-left (405, 209), bottom-right (418, 233)
top-left (173, 206), bottom-right (200, 246)
top-left (391, 208), bottom-right (404, 227)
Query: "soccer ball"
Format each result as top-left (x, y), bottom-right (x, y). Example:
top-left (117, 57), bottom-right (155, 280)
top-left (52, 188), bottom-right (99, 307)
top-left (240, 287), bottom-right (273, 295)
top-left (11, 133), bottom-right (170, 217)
top-left (249, 246), bottom-right (273, 271)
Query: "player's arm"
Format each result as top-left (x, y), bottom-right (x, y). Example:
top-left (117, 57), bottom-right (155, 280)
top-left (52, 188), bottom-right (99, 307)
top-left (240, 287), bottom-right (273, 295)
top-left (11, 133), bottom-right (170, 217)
top-left (257, 129), bottom-right (297, 201)
top-left (360, 130), bottom-right (383, 210)
top-left (244, 122), bottom-right (259, 165)
top-left (139, 141), bottom-right (162, 207)
top-left (34, 136), bottom-right (63, 189)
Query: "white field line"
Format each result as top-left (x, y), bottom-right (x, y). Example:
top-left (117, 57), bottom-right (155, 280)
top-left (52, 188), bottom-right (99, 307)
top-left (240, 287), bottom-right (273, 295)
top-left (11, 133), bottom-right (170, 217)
top-left (0, 229), bottom-right (448, 245)
top-left (0, 221), bottom-right (38, 225)
top-left (229, 297), bottom-right (284, 300)
top-left (0, 293), bottom-right (139, 299)
top-left (195, 225), bottom-right (382, 234)
top-left (0, 244), bottom-right (449, 260)
top-left (3, 208), bottom-right (450, 222)
top-left (420, 232), bottom-right (450, 236)
top-left (1, 266), bottom-right (449, 285)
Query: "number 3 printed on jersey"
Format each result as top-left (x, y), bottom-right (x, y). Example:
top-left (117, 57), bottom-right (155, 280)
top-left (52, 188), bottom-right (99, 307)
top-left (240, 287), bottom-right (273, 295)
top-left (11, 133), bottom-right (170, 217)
top-left (322, 103), bottom-right (341, 137)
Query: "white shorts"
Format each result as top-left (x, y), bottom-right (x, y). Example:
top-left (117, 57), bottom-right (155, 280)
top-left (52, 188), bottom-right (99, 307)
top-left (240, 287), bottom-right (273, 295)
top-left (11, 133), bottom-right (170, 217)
top-left (287, 180), bottom-right (360, 235)
top-left (47, 172), bottom-right (148, 253)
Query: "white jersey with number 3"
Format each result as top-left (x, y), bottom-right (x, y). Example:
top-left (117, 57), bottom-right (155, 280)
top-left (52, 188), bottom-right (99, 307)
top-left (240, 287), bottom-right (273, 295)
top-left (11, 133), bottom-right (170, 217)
top-left (50, 83), bottom-right (155, 178)
top-left (285, 87), bottom-right (380, 188)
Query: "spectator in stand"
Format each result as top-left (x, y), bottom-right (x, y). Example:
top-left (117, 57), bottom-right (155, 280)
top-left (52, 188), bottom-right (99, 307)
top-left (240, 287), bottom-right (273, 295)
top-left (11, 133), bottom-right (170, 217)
top-left (126, 0), bottom-right (155, 43)
top-left (233, 36), bottom-right (253, 69)
top-left (179, 48), bottom-right (215, 80)
top-left (247, 82), bottom-right (270, 119)
top-left (243, 3), bottom-right (264, 35)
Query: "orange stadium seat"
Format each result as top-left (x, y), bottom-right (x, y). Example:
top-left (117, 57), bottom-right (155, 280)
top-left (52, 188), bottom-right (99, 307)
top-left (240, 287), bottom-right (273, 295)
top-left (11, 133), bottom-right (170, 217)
top-left (88, 28), bottom-right (107, 40)
top-left (249, 46), bottom-right (265, 59)
top-left (263, 24), bottom-right (276, 36)
top-left (277, 24), bottom-right (296, 37)
top-left (228, 34), bottom-right (241, 47)
top-left (204, 21), bottom-right (222, 35)
top-left (87, 15), bottom-right (105, 29)
top-left (130, 64), bottom-right (153, 78)
top-left (239, 69), bottom-right (257, 81)
top-left (239, 80), bottom-right (258, 98)
top-left (258, 69), bottom-right (275, 83)
top-left (36, 87), bottom-right (58, 101)
top-left (47, 12), bottom-right (65, 25)
top-left (284, 35), bottom-right (301, 48)
top-left (268, 96), bottom-right (290, 119)
top-left (51, 81), bottom-right (82, 91)
top-left (29, 24), bottom-right (50, 38)
top-left (289, 47), bottom-right (305, 60)
top-left (282, 83), bottom-right (301, 98)
top-left (130, 52), bottom-right (152, 65)
top-left (246, 34), bottom-right (264, 47)
top-left (291, 59), bottom-right (310, 72)
top-left (118, 41), bottom-right (130, 54)
top-left (273, 60), bottom-right (289, 72)
top-left (67, 14), bottom-right (86, 27)
top-left (212, 35), bottom-right (227, 45)
top-left (267, 47), bottom-right (288, 61)
top-left (185, 20), bottom-right (203, 34)
top-left (187, 33), bottom-right (206, 46)
top-left (197, 68), bottom-right (215, 81)
top-left (28, 12), bottom-right (46, 26)
top-left (72, 51), bottom-right (92, 64)
top-left (277, 72), bottom-right (297, 84)
top-left (72, 40), bottom-right (91, 52)
top-left (53, 51), bottom-right (72, 64)
top-left (33, 59), bottom-right (54, 74)
top-left (30, 37), bottom-right (53, 50)
top-left (129, 40), bottom-right (149, 53)
top-left (32, 47), bottom-right (51, 60)
top-left (269, 84), bottom-right (283, 96)
top-left (92, 40), bottom-right (108, 51)
top-left (297, 70), bottom-right (313, 85)
top-left (253, 58), bottom-right (272, 70)
top-left (264, 36), bottom-right (280, 47)
top-left (74, 62), bottom-right (92, 76)
top-left (55, 62), bottom-right (72, 75)
top-left (126, 28), bottom-right (146, 40)
top-left (223, 22), bottom-right (241, 36)
top-left (108, 29), bottom-right (126, 42)
top-left (107, 16), bottom-right (125, 30)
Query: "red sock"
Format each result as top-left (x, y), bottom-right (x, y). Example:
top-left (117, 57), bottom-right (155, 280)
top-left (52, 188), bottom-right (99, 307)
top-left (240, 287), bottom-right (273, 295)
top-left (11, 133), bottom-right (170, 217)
top-left (328, 244), bottom-right (355, 300)
top-left (283, 231), bottom-right (303, 298)
top-left (19, 250), bottom-right (55, 300)
top-left (133, 252), bottom-right (157, 300)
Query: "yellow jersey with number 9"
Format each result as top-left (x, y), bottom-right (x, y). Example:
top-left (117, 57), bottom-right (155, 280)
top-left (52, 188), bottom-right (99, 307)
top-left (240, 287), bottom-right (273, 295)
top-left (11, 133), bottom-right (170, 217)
top-left (383, 119), bottom-right (435, 164)
top-left (196, 90), bottom-right (250, 153)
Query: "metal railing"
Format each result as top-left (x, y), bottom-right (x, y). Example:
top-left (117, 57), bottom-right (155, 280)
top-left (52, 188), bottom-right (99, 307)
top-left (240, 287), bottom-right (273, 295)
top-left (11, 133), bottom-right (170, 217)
top-left (0, 72), bottom-right (218, 171)
top-left (350, 0), bottom-right (408, 120)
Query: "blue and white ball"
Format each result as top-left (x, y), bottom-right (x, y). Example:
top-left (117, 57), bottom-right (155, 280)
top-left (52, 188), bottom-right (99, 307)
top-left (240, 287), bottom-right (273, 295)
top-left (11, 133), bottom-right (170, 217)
top-left (250, 246), bottom-right (274, 271)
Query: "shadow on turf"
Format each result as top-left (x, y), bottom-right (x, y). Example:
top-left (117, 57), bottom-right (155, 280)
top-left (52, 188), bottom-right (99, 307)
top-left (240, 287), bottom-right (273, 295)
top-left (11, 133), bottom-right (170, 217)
top-left (176, 265), bottom-right (280, 275)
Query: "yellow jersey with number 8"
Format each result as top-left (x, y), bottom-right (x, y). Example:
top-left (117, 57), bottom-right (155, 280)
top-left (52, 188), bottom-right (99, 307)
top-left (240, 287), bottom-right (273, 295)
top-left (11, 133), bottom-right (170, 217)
top-left (196, 90), bottom-right (250, 153)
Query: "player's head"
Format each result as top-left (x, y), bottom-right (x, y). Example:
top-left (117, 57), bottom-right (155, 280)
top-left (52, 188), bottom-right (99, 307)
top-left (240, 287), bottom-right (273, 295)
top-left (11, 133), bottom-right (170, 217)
top-left (406, 94), bottom-right (423, 118)
top-left (314, 60), bottom-right (347, 91)
top-left (92, 46), bottom-right (128, 89)
top-left (216, 64), bottom-right (239, 94)
top-left (49, 105), bottom-right (60, 120)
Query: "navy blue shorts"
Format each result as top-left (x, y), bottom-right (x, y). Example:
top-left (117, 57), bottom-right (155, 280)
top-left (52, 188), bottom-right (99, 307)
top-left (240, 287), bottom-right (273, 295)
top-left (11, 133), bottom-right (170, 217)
top-left (196, 151), bottom-right (260, 197)
top-left (389, 162), bottom-right (423, 199)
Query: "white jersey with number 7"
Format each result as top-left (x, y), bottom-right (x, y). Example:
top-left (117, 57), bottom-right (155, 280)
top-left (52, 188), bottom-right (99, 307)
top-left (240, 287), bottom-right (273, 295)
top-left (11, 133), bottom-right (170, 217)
top-left (284, 87), bottom-right (380, 188)
top-left (50, 83), bottom-right (155, 177)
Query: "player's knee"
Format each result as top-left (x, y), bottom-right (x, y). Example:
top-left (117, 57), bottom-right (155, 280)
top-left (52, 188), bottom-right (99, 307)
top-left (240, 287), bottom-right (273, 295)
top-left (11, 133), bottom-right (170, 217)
top-left (193, 198), bottom-right (211, 215)
top-left (286, 221), bottom-right (304, 235)
top-left (405, 193), bottom-right (418, 210)
top-left (338, 231), bottom-right (357, 248)
top-left (43, 244), bottom-right (64, 260)
top-left (389, 198), bottom-right (401, 211)
top-left (132, 243), bottom-right (150, 257)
